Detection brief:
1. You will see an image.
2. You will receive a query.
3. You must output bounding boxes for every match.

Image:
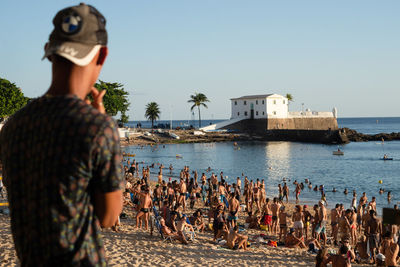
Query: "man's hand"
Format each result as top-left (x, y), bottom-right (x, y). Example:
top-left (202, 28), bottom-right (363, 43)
top-left (86, 87), bottom-right (106, 114)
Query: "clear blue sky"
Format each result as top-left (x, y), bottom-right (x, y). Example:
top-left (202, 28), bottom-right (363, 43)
top-left (1, 1), bottom-right (399, 120)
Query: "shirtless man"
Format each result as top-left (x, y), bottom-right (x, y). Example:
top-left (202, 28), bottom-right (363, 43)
top-left (331, 204), bottom-right (341, 245)
top-left (271, 198), bottom-right (281, 234)
top-left (359, 192), bottom-right (368, 207)
top-left (177, 215), bottom-right (195, 242)
top-left (380, 231), bottom-right (399, 267)
top-left (283, 183), bottom-right (289, 203)
top-left (303, 205), bottom-right (312, 239)
top-left (228, 192), bottom-right (240, 228)
top-left (227, 226), bottom-right (248, 250)
top-left (279, 206), bottom-right (289, 242)
top-left (157, 171), bottom-right (163, 185)
top-left (365, 210), bottom-right (382, 264)
top-left (160, 218), bottom-right (188, 244)
top-left (368, 196), bottom-right (377, 212)
top-left (178, 178), bottom-right (187, 211)
top-left (338, 209), bottom-right (352, 244)
top-left (253, 184), bottom-right (261, 213)
top-left (263, 198), bottom-right (273, 233)
top-left (136, 186), bottom-right (153, 230)
top-left (292, 205), bottom-right (304, 238)
top-left (211, 173), bottom-right (218, 192)
top-left (278, 184), bottom-right (283, 203)
top-left (316, 201), bottom-right (328, 245)
top-left (218, 182), bottom-right (228, 208)
top-left (285, 229), bottom-right (306, 249)
top-left (324, 245), bottom-right (352, 267)
top-left (236, 177), bottom-right (241, 192)
top-left (294, 183), bottom-right (301, 204)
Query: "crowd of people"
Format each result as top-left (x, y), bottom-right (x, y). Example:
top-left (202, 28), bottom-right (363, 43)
top-left (121, 158), bottom-right (400, 266)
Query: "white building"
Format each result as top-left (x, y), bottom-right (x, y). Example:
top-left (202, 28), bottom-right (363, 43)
top-left (230, 94), bottom-right (289, 119)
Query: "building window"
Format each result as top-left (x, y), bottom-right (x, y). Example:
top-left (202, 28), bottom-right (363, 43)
top-left (262, 100), bottom-right (264, 104)
top-left (273, 100), bottom-right (276, 104)
top-left (244, 111), bottom-right (248, 116)
top-left (256, 100), bottom-right (258, 105)
top-left (244, 101), bottom-right (247, 105)
top-left (256, 111), bottom-right (259, 115)
top-left (283, 100), bottom-right (285, 104)
top-left (262, 111), bottom-right (265, 115)
top-left (237, 112), bottom-right (240, 116)
top-left (234, 101), bottom-right (237, 105)
top-left (273, 111), bottom-right (276, 115)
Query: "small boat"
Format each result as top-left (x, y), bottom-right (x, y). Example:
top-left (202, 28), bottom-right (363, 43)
top-left (381, 154), bottom-right (393, 160)
top-left (333, 150), bottom-right (344, 156)
top-left (176, 154), bottom-right (183, 159)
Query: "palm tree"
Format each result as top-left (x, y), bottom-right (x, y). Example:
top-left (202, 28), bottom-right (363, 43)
top-left (285, 93), bottom-right (293, 108)
top-left (145, 102), bottom-right (161, 129)
top-left (188, 92), bottom-right (210, 128)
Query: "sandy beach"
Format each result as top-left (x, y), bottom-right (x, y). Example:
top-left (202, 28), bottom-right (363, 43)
top-left (0, 195), bottom-right (372, 267)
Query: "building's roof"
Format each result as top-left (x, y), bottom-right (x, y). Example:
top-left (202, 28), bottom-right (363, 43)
top-left (230, 94), bottom-right (284, 100)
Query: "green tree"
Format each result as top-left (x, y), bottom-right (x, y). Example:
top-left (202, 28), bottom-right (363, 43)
top-left (285, 93), bottom-right (294, 108)
top-left (145, 102), bottom-right (161, 129)
top-left (188, 92), bottom-right (209, 128)
top-left (0, 78), bottom-right (29, 121)
top-left (94, 80), bottom-right (130, 124)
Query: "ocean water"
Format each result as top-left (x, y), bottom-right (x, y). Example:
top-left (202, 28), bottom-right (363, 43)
top-left (123, 117), bottom-right (400, 213)
top-left (338, 117), bottom-right (400, 135)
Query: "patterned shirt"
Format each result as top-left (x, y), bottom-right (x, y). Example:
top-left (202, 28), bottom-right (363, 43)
top-left (0, 94), bottom-right (123, 266)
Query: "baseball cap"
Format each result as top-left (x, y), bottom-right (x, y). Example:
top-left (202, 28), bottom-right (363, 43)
top-left (43, 3), bottom-right (107, 66)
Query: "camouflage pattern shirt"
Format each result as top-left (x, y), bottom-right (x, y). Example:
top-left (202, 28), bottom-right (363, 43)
top-left (0, 94), bottom-right (123, 266)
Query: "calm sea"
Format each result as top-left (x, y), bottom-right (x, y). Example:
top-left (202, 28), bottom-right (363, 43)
top-left (123, 117), bottom-right (400, 213)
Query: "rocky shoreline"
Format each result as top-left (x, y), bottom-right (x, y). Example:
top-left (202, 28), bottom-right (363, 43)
top-left (342, 127), bottom-right (400, 142)
top-left (119, 128), bottom-right (400, 146)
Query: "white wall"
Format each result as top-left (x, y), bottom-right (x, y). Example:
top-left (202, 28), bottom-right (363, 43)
top-left (266, 95), bottom-right (288, 118)
top-left (231, 98), bottom-right (268, 119)
top-left (231, 94), bottom-right (288, 119)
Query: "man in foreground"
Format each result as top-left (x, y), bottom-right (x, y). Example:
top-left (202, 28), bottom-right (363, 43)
top-left (0, 3), bottom-right (123, 266)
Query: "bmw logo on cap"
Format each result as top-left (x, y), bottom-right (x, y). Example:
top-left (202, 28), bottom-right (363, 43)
top-left (61, 13), bottom-right (82, 35)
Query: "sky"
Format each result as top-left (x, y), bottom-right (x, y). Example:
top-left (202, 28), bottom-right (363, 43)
top-left (1, 0), bottom-right (399, 120)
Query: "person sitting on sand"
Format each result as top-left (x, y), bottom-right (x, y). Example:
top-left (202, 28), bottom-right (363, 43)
top-left (316, 248), bottom-right (329, 267)
top-left (324, 244), bottom-right (352, 267)
top-left (177, 214), bottom-right (195, 241)
top-left (380, 231), bottom-right (399, 267)
top-left (189, 209), bottom-right (206, 232)
top-left (160, 218), bottom-right (188, 245)
top-left (285, 228), bottom-right (306, 249)
top-left (227, 226), bottom-right (248, 250)
top-left (246, 211), bottom-right (261, 229)
top-left (213, 206), bottom-right (229, 241)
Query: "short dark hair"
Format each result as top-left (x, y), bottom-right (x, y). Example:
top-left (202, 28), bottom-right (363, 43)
top-left (339, 245), bottom-right (349, 255)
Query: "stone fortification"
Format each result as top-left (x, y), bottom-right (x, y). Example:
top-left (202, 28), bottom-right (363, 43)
top-left (267, 117), bottom-right (338, 130)
top-left (222, 117), bottom-right (341, 143)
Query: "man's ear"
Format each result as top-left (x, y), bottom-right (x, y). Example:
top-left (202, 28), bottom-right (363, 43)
top-left (97, 46), bottom-right (108, 65)
top-left (44, 42), bottom-right (52, 62)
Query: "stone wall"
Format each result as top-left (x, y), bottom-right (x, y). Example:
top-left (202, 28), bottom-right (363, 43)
top-left (267, 117), bottom-right (338, 130)
top-left (222, 118), bottom-right (342, 143)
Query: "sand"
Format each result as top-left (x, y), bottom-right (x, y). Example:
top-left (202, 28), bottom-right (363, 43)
top-left (0, 196), bottom-right (373, 267)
